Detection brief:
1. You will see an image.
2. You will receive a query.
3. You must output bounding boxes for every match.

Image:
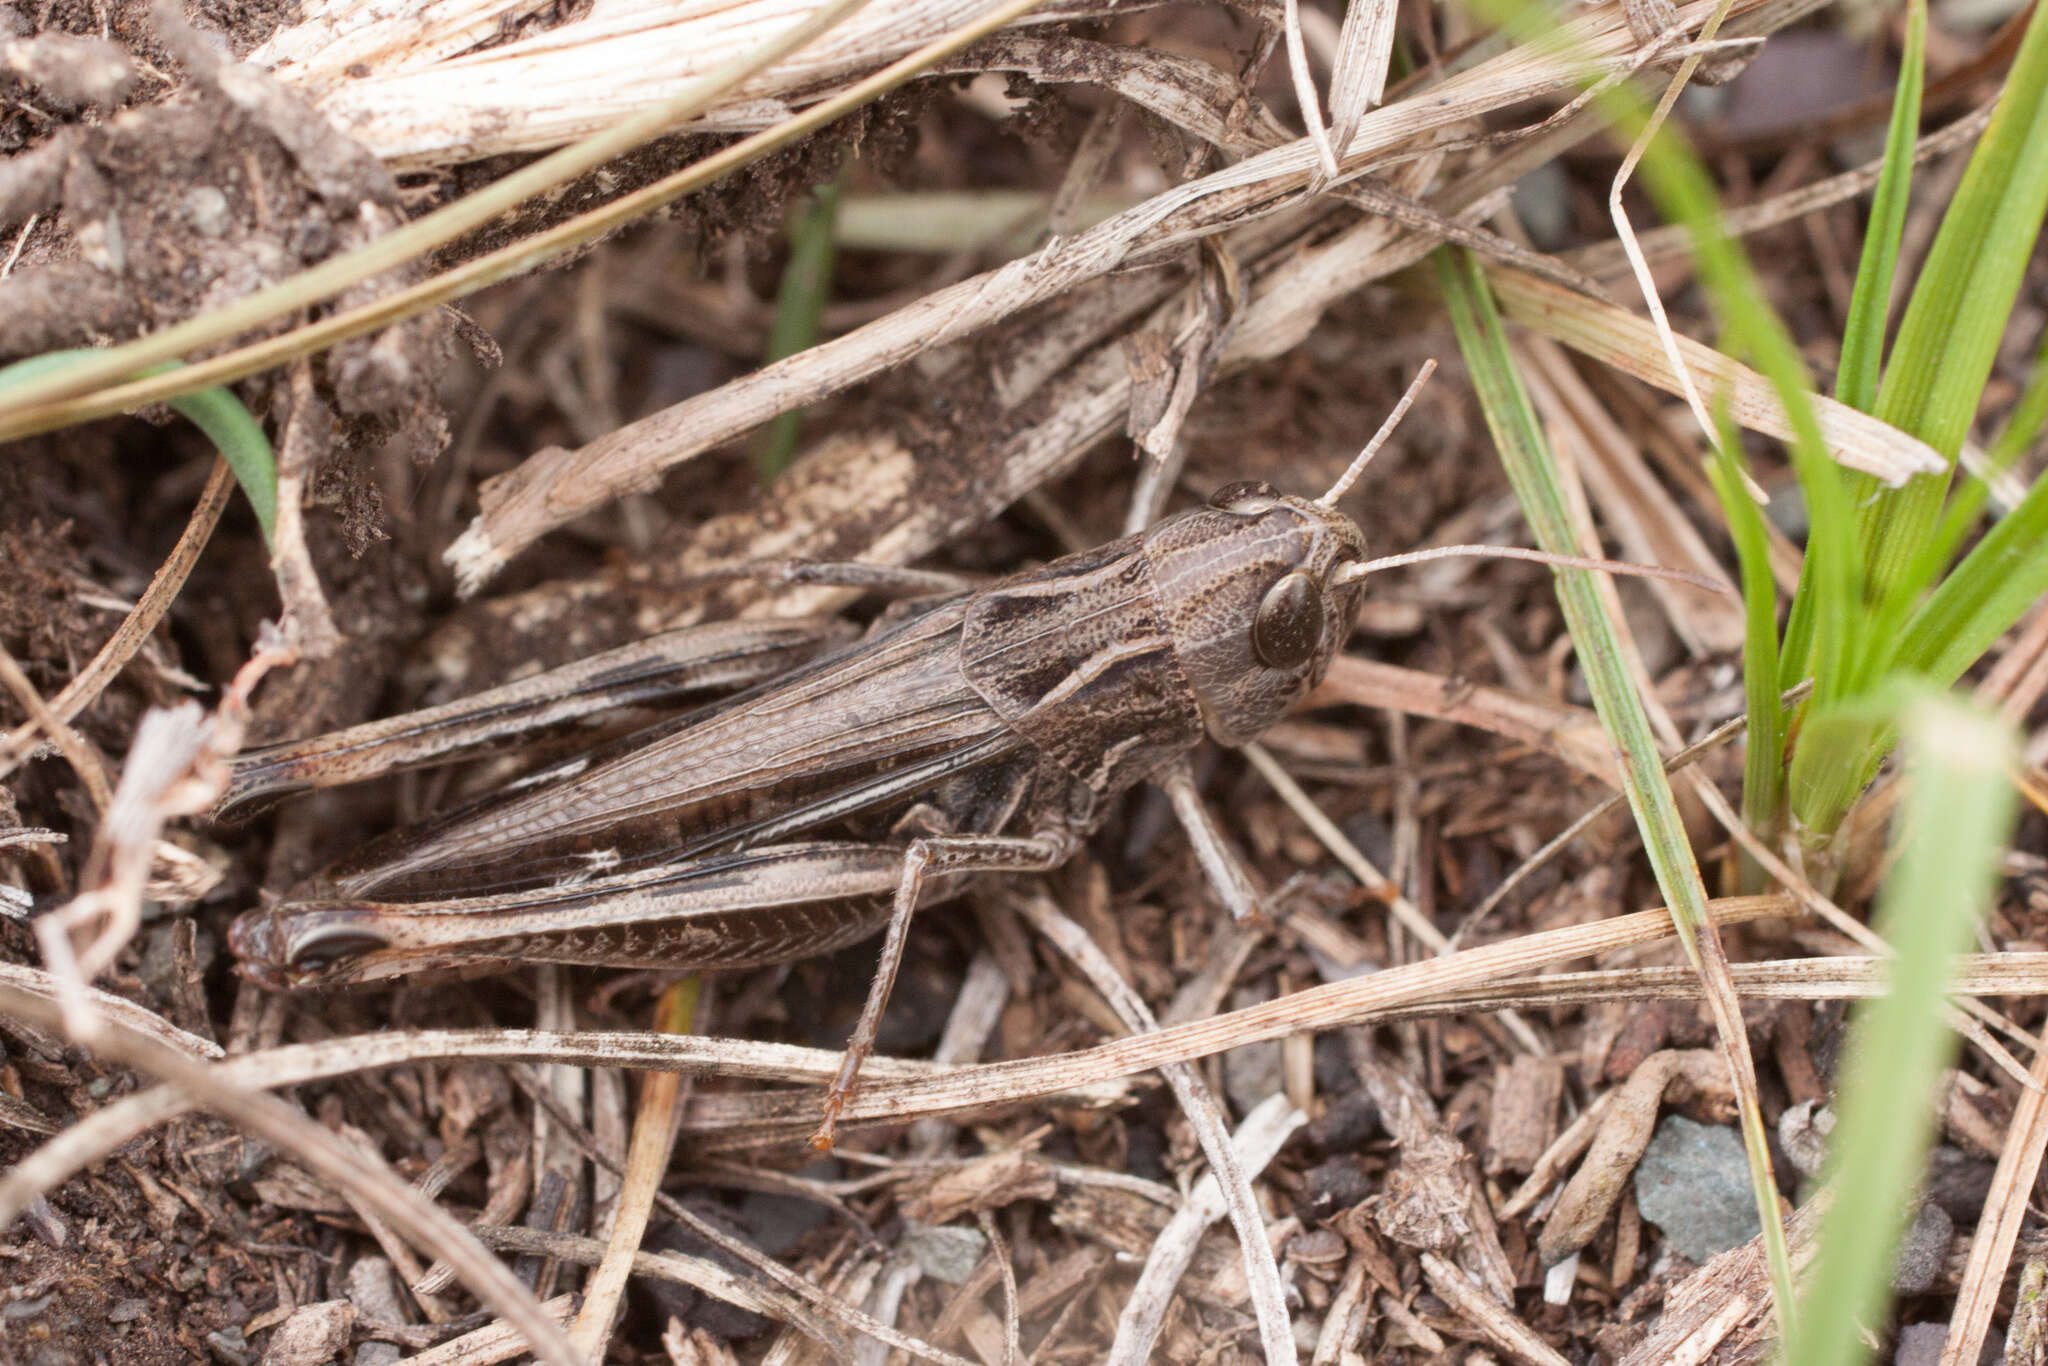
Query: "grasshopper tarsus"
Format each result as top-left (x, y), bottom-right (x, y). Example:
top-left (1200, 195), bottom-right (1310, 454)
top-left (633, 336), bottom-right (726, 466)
top-left (814, 829), bottom-right (1074, 1147)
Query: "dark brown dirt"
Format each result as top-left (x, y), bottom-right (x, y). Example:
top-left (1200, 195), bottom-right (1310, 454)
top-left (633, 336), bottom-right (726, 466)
top-left (1, 1), bottom-right (2045, 1363)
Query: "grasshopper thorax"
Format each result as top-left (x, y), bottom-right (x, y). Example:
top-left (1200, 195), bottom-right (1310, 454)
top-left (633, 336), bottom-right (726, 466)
top-left (1142, 482), bottom-right (1369, 748)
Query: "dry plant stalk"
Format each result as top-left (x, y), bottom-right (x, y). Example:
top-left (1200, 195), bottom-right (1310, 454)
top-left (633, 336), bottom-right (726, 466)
top-left (257, 0), bottom-right (1126, 166)
top-left (445, 0), bottom-right (1830, 589)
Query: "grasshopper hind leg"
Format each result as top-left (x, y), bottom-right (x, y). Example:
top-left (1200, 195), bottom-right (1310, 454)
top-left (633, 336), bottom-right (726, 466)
top-left (812, 828), bottom-right (1073, 1150)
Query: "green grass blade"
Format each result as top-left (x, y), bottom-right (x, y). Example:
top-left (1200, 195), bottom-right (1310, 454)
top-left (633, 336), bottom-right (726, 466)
top-left (1436, 245), bottom-right (1796, 1323)
top-left (1855, 0), bottom-right (2048, 599)
top-left (1883, 323), bottom-right (2048, 638)
top-left (1706, 414), bottom-right (1784, 849)
top-left (1782, 692), bottom-right (2016, 1366)
top-left (0, 351), bottom-right (277, 545)
top-left (0, 0), bottom-right (883, 427)
top-left (751, 169), bottom-right (848, 483)
top-left (1833, 0), bottom-right (1925, 415)
top-left (1896, 463), bottom-right (2048, 687)
top-left (1786, 701), bottom-right (1891, 848)
top-left (1989, 325), bottom-right (2048, 468)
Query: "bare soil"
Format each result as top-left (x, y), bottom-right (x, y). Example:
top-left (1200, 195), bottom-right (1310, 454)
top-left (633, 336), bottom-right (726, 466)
top-left (1, 1), bottom-right (2045, 1363)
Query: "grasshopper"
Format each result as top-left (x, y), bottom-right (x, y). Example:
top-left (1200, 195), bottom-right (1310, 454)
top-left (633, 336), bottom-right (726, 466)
top-left (225, 381), bottom-right (1705, 1145)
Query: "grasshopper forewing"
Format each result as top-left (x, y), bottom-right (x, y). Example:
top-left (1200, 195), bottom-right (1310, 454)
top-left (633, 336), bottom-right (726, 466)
top-left (231, 477), bottom-right (1382, 1143)
top-left (216, 617), bottom-right (859, 818)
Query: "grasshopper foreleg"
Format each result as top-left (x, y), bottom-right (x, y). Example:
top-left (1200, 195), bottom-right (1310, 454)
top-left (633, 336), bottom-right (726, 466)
top-left (1157, 760), bottom-right (1263, 923)
top-left (811, 829), bottom-right (1073, 1150)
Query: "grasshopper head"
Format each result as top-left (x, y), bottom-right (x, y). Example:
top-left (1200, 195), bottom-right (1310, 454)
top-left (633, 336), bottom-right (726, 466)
top-left (1143, 482), bottom-right (1369, 747)
top-left (229, 903), bottom-right (398, 990)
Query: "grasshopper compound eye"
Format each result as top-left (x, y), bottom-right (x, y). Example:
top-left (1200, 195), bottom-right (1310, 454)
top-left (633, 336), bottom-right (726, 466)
top-left (1251, 571), bottom-right (1325, 670)
top-left (1207, 481), bottom-right (1281, 515)
top-left (287, 926), bottom-right (390, 973)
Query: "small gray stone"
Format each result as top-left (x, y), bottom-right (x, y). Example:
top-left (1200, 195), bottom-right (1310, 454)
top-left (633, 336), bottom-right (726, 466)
top-left (261, 1300), bottom-right (354, 1366)
top-left (1892, 1201), bottom-right (1953, 1296)
top-left (345, 1257), bottom-right (401, 1323)
top-left (1777, 1100), bottom-right (1833, 1179)
top-left (1893, 1321), bottom-right (1996, 1366)
top-left (1511, 161), bottom-right (1573, 252)
top-left (206, 1328), bottom-right (252, 1366)
top-left (1633, 1115), bottom-right (1762, 1262)
top-left (1223, 985), bottom-right (1284, 1112)
top-left (904, 1223), bottom-right (986, 1285)
top-left (1893, 1322), bottom-right (1948, 1366)
top-left (1223, 1037), bottom-right (1284, 1112)
top-left (183, 188), bottom-right (231, 238)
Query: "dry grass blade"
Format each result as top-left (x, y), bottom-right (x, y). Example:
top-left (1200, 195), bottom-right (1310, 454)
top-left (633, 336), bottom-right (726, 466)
top-left (1567, 97), bottom-right (1998, 279)
top-left (1422, 1252), bottom-right (1570, 1366)
top-left (1942, 1038), bottom-right (2048, 1366)
top-left (1324, 0), bottom-right (1399, 165)
top-left (34, 637), bottom-right (289, 1027)
top-left (0, 457), bottom-right (233, 782)
top-left (1016, 892), bottom-right (1299, 1366)
top-left (25, 945), bottom-right (2048, 1201)
top-left (0, 983), bottom-right (581, 1366)
top-left (1685, 769), bottom-right (2042, 1081)
top-left (400, 1295), bottom-right (580, 1366)
top-left (0, 1021), bottom-right (1128, 1225)
top-left (0, 0), bottom-right (888, 428)
top-left (1490, 267), bottom-right (1946, 485)
top-left (713, 897), bottom-right (1797, 1136)
top-left (1306, 656), bottom-right (1616, 785)
top-left (1109, 1095), bottom-right (1303, 1366)
top-left (447, 0), bottom-right (1808, 588)
top-left (1519, 338), bottom-right (1743, 654)
top-left (570, 981), bottom-right (696, 1360)
top-left (0, 643), bottom-right (112, 812)
top-left (0, 962), bottom-right (222, 1057)
top-left (1282, 0), bottom-right (1339, 181)
top-left (260, 0), bottom-right (1115, 167)
top-left (1604, 0), bottom-right (1740, 457)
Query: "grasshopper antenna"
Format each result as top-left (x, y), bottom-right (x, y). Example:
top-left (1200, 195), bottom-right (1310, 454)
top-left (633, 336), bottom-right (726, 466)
top-left (1333, 544), bottom-right (1728, 592)
top-left (1316, 358), bottom-right (1438, 508)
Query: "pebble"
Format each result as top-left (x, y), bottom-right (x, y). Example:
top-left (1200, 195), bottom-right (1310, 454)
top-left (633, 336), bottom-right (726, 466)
top-left (1776, 1100), bottom-right (1833, 1179)
top-left (1223, 985), bottom-right (1284, 1113)
top-left (206, 1328), bottom-right (252, 1366)
top-left (736, 1186), bottom-right (830, 1259)
top-left (260, 1300), bottom-right (354, 1366)
top-left (1925, 1146), bottom-right (1997, 1224)
top-left (1891, 1201), bottom-right (1953, 1296)
top-left (1892, 1322), bottom-right (1997, 1366)
top-left (345, 1257), bottom-right (403, 1366)
top-left (1893, 1322), bottom-right (1948, 1366)
top-left (1302, 1155), bottom-right (1372, 1221)
top-left (183, 188), bottom-right (231, 239)
top-left (1633, 1115), bottom-right (1761, 1262)
top-left (1511, 161), bottom-right (1574, 252)
top-left (1304, 1090), bottom-right (1379, 1153)
top-left (905, 1222), bottom-right (986, 1285)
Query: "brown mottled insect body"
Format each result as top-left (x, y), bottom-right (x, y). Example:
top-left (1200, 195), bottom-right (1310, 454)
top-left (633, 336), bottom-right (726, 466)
top-left (230, 487), bottom-right (1367, 985)
top-left (226, 483), bottom-right (1376, 1143)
